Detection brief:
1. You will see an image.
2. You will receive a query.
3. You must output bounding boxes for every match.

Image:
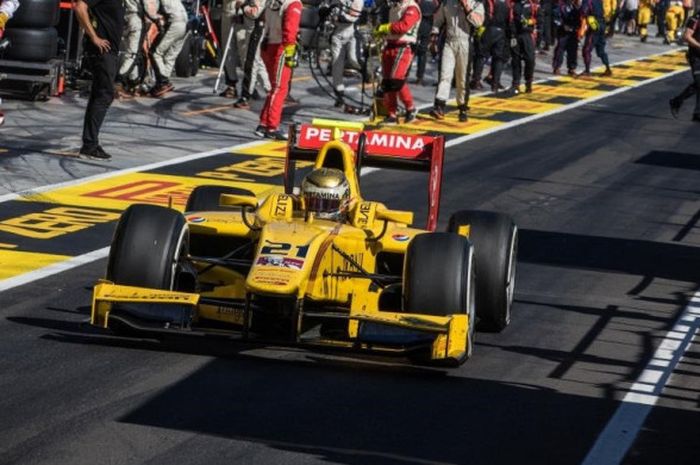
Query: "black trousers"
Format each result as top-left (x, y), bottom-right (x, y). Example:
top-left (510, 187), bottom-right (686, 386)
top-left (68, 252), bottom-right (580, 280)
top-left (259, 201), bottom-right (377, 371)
top-left (82, 52), bottom-right (118, 150)
top-left (674, 54), bottom-right (700, 118)
top-left (473, 27), bottom-right (506, 86)
top-left (414, 17), bottom-right (432, 80)
top-left (512, 32), bottom-right (535, 85)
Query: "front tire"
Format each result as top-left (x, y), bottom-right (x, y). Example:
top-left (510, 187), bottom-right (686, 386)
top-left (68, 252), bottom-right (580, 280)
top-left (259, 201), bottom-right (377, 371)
top-left (448, 210), bottom-right (518, 332)
top-left (107, 204), bottom-right (188, 290)
top-left (403, 232), bottom-right (476, 361)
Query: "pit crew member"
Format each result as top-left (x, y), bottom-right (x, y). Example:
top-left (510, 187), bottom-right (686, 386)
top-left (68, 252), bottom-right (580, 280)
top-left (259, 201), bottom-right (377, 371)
top-left (552, 0), bottom-right (581, 75)
top-left (429, 0), bottom-right (484, 122)
top-left (233, 0), bottom-right (271, 109)
top-left (472, 0), bottom-right (512, 93)
top-left (150, 0), bottom-right (187, 97)
top-left (580, 0), bottom-right (612, 76)
top-left (669, 9), bottom-right (700, 122)
top-left (510, 0), bottom-right (537, 94)
top-left (255, 0), bottom-right (302, 140)
top-left (328, 0), bottom-right (364, 107)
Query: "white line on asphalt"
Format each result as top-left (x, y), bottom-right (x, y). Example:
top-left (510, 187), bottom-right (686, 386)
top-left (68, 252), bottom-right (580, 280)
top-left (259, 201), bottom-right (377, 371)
top-left (580, 298), bottom-right (700, 465)
top-left (0, 50), bottom-right (689, 295)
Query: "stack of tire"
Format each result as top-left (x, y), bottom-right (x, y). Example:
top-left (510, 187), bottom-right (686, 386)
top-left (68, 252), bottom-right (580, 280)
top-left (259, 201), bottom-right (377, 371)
top-left (3, 0), bottom-right (59, 62)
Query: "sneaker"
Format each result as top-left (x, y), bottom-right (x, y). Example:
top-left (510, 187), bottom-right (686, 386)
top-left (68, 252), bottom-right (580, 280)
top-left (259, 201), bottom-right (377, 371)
top-left (233, 97), bottom-right (250, 109)
top-left (151, 81), bottom-right (174, 97)
top-left (602, 67), bottom-right (613, 77)
top-left (552, 68), bottom-right (561, 75)
top-left (458, 109), bottom-right (468, 122)
top-left (254, 125), bottom-right (267, 138)
top-left (510, 84), bottom-right (521, 95)
top-left (525, 82), bottom-right (533, 93)
top-left (404, 108), bottom-right (418, 124)
top-left (382, 115), bottom-right (398, 125)
top-left (567, 69), bottom-right (577, 77)
top-left (265, 128), bottom-right (288, 140)
top-left (80, 145), bottom-right (112, 161)
top-left (219, 86), bottom-right (237, 98)
top-left (429, 107), bottom-right (445, 120)
top-left (579, 71), bottom-right (592, 78)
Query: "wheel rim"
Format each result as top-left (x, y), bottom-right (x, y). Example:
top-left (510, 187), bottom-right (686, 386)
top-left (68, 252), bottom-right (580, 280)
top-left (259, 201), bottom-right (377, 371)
top-left (467, 249), bottom-right (476, 358)
top-left (169, 225), bottom-right (189, 290)
top-left (504, 226), bottom-right (518, 325)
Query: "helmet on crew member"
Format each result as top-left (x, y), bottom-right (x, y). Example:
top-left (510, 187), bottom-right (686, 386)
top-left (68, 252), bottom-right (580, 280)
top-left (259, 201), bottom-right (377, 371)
top-left (301, 168), bottom-right (351, 221)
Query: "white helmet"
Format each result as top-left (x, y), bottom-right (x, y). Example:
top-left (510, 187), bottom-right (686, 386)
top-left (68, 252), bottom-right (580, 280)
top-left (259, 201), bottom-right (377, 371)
top-left (301, 168), bottom-right (351, 221)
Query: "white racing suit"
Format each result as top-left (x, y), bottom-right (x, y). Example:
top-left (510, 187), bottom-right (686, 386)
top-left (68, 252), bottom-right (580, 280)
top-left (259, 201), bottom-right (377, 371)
top-left (330, 0), bottom-right (364, 95)
top-left (236, 0), bottom-right (271, 97)
top-left (432, 0), bottom-right (484, 109)
top-left (152, 0), bottom-right (187, 83)
top-left (119, 0), bottom-right (160, 83)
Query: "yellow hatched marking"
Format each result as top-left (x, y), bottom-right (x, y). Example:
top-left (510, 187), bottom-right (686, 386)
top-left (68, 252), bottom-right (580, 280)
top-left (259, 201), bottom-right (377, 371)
top-left (469, 97), bottom-right (562, 114)
top-left (0, 250), bottom-right (70, 280)
top-left (21, 172), bottom-right (280, 212)
top-left (231, 141), bottom-right (288, 158)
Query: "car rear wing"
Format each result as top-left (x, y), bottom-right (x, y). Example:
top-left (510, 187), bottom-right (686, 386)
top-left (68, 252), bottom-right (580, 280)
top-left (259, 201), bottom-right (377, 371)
top-left (285, 119), bottom-right (445, 231)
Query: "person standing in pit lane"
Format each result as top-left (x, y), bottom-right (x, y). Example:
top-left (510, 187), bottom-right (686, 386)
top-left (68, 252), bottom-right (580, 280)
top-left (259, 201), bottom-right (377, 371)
top-left (414, 0), bottom-right (439, 85)
top-left (429, 0), bottom-right (484, 122)
top-left (510, 0), bottom-right (538, 94)
top-left (255, 0), bottom-right (302, 140)
top-left (537, 0), bottom-right (555, 51)
top-left (471, 0), bottom-right (512, 93)
top-left (580, 0), bottom-right (612, 76)
top-left (0, 0), bottom-right (19, 127)
top-left (73, 0), bottom-right (124, 160)
top-left (329, 0), bottom-right (365, 107)
top-left (150, 0), bottom-right (187, 97)
top-left (115, 0), bottom-right (160, 98)
top-left (669, 9), bottom-right (700, 121)
top-left (637, 0), bottom-right (653, 42)
top-left (373, 0), bottom-right (421, 124)
top-left (232, 0), bottom-right (271, 109)
top-left (552, 0), bottom-right (582, 76)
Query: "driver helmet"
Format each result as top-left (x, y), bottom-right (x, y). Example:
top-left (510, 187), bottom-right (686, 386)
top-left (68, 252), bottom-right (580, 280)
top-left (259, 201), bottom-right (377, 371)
top-left (301, 168), bottom-right (351, 221)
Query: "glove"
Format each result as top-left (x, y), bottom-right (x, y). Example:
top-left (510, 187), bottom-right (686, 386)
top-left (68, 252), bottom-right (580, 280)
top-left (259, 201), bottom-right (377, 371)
top-left (475, 26), bottom-right (486, 39)
top-left (284, 43), bottom-right (298, 68)
top-left (373, 23), bottom-right (391, 38)
top-left (0, 12), bottom-right (9, 30)
top-left (586, 15), bottom-right (599, 31)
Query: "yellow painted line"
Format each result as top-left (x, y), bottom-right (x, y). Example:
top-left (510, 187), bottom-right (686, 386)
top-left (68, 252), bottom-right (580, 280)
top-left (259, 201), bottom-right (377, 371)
top-left (403, 116), bottom-right (502, 135)
top-left (0, 243), bottom-right (18, 249)
top-left (469, 96), bottom-right (562, 114)
top-left (291, 75), bottom-right (313, 83)
top-left (0, 250), bottom-right (70, 280)
top-left (232, 141), bottom-right (287, 157)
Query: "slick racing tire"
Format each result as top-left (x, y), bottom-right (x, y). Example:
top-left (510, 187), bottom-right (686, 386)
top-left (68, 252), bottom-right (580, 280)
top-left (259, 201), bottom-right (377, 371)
top-left (404, 232), bottom-right (476, 360)
top-left (107, 204), bottom-right (188, 290)
top-left (175, 32), bottom-right (200, 78)
top-left (448, 210), bottom-right (518, 332)
top-left (8, 0), bottom-right (60, 28)
top-left (185, 185), bottom-right (256, 212)
top-left (3, 28), bottom-right (58, 62)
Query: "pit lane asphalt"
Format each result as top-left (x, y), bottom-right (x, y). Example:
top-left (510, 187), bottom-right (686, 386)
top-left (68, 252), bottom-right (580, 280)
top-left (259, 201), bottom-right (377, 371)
top-left (1, 74), bottom-right (699, 465)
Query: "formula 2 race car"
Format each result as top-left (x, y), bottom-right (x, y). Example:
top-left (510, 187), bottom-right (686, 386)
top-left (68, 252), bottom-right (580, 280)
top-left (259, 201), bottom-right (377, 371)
top-left (91, 119), bottom-right (518, 366)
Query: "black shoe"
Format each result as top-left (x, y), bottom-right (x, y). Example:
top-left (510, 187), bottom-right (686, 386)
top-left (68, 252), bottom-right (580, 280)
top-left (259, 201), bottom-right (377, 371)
top-left (404, 108), bottom-right (418, 124)
top-left (641, 35), bottom-right (647, 43)
top-left (233, 97), bottom-right (250, 109)
top-left (382, 115), bottom-right (398, 125)
top-left (525, 82), bottom-right (533, 93)
top-left (334, 92), bottom-right (345, 108)
top-left (458, 110), bottom-right (468, 122)
top-left (265, 128), bottom-right (288, 140)
top-left (510, 84), bottom-right (521, 95)
top-left (254, 125), bottom-right (267, 138)
top-left (669, 98), bottom-right (681, 119)
top-left (151, 81), bottom-right (174, 97)
top-left (80, 145), bottom-right (111, 161)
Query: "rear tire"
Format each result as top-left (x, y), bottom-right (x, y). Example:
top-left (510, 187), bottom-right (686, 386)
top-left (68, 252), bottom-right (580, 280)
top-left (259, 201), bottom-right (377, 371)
top-left (9, 0), bottom-right (59, 28)
top-left (448, 210), bottom-right (517, 332)
top-left (403, 232), bottom-right (476, 361)
top-left (174, 33), bottom-right (195, 78)
top-left (107, 204), bottom-right (188, 290)
top-left (3, 28), bottom-right (58, 62)
top-left (185, 186), bottom-right (256, 212)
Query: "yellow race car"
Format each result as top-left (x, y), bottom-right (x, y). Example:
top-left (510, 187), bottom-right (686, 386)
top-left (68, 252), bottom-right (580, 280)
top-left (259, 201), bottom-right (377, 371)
top-left (92, 119), bottom-right (518, 366)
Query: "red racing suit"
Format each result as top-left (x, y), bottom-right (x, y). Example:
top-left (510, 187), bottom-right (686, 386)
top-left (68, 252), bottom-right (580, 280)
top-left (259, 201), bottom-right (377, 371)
top-left (259, 0), bottom-right (302, 131)
top-left (382, 0), bottom-right (421, 117)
